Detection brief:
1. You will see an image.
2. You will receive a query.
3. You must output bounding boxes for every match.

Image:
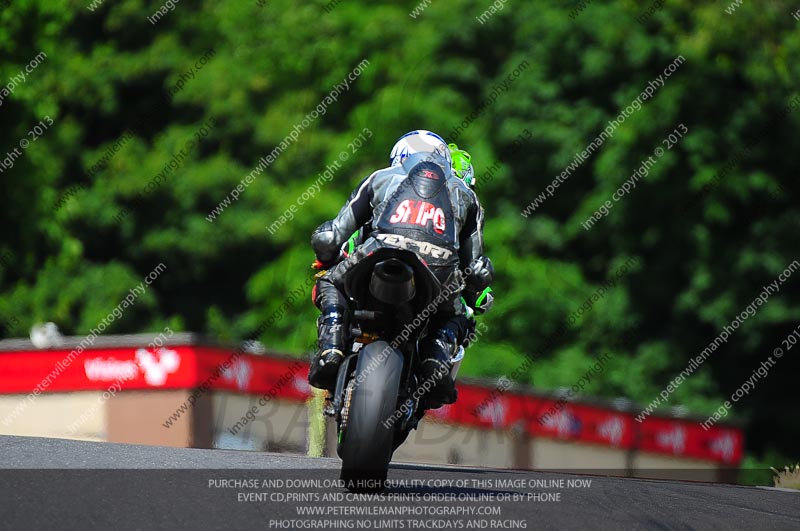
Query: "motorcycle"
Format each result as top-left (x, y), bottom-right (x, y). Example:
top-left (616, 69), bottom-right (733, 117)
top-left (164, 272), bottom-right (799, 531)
top-left (319, 246), bottom-right (465, 492)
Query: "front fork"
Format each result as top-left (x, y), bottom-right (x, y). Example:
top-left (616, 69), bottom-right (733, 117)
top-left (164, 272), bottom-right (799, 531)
top-left (325, 342), bottom-right (418, 432)
top-left (323, 352), bottom-right (359, 419)
top-left (324, 341), bottom-right (464, 442)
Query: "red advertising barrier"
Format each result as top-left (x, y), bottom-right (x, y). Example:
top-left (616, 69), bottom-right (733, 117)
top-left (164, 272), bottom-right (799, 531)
top-left (427, 384), bottom-right (742, 465)
top-left (0, 346), bottom-right (312, 399)
top-left (0, 344), bottom-right (743, 464)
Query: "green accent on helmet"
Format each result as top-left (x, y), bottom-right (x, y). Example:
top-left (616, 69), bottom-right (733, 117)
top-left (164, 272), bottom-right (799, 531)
top-left (448, 143), bottom-right (475, 187)
top-left (475, 286), bottom-right (492, 307)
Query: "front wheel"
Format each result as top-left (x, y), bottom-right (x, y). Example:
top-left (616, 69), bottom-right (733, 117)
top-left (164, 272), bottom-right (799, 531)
top-left (338, 340), bottom-right (403, 492)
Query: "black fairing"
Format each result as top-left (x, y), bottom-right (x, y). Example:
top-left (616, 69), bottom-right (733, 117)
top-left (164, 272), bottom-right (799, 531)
top-left (342, 247), bottom-right (441, 319)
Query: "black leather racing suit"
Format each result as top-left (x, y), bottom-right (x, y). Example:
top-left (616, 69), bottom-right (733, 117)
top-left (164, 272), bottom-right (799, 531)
top-left (309, 152), bottom-right (488, 397)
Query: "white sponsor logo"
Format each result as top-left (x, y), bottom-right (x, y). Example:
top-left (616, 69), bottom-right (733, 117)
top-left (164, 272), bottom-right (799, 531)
top-left (84, 358), bottom-right (139, 382)
top-left (376, 233), bottom-right (453, 259)
top-left (292, 376), bottom-right (311, 394)
top-left (543, 410), bottom-right (581, 437)
top-left (222, 359), bottom-right (253, 390)
top-left (84, 349), bottom-right (182, 386)
top-left (656, 425), bottom-right (687, 454)
top-left (598, 416), bottom-right (625, 446)
top-left (389, 200), bottom-right (446, 234)
top-left (476, 398), bottom-right (507, 427)
top-left (710, 431), bottom-right (736, 462)
top-left (135, 348), bottom-right (181, 386)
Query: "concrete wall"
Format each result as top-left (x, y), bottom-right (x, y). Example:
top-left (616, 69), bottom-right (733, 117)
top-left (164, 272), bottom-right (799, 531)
top-left (212, 392), bottom-right (309, 454)
top-left (393, 419), bottom-right (519, 469)
top-left (0, 390), bottom-right (727, 482)
top-left (632, 452), bottom-right (719, 482)
top-left (0, 392), bottom-right (105, 442)
top-left (531, 438), bottom-right (629, 470)
top-left (106, 389), bottom-right (213, 448)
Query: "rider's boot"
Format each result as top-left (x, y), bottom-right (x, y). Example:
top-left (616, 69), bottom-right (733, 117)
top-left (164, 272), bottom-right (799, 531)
top-left (417, 327), bottom-right (458, 408)
top-left (308, 306), bottom-right (348, 392)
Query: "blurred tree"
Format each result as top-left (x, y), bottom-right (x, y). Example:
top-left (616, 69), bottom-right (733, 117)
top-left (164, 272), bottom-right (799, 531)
top-left (0, 0), bottom-right (797, 475)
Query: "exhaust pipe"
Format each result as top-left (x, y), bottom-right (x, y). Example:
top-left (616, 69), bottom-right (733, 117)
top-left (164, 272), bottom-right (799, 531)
top-left (369, 259), bottom-right (416, 304)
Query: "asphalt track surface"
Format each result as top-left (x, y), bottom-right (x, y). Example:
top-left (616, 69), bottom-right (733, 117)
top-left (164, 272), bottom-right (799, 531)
top-left (1, 435), bottom-right (798, 530)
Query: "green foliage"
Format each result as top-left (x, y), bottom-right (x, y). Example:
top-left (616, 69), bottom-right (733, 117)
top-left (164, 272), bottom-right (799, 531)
top-left (1, 0), bottom-right (798, 475)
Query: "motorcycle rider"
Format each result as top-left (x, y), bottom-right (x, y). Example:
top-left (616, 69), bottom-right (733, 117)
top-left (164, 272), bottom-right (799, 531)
top-left (445, 142), bottom-right (494, 316)
top-left (308, 130), bottom-right (494, 407)
top-left (337, 141), bottom-right (494, 326)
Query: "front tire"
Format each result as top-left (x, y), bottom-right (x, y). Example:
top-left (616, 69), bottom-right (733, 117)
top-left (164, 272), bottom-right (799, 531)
top-left (338, 340), bottom-right (403, 492)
